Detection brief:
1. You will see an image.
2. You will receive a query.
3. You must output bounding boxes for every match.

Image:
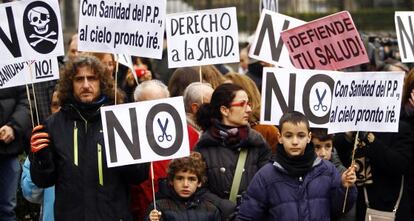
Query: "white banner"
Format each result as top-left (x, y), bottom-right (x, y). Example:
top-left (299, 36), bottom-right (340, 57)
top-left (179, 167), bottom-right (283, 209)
top-left (78, 0), bottom-right (166, 59)
top-left (260, 0), bottom-right (278, 13)
top-left (101, 97), bottom-right (190, 167)
top-left (0, 57), bottom-right (59, 89)
top-left (249, 10), bottom-right (305, 68)
top-left (328, 71), bottom-right (404, 134)
top-left (395, 11), bottom-right (414, 63)
top-left (166, 7), bottom-right (239, 68)
top-left (260, 67), bottom-right (338, 128)
top-left (0, 0), bottom-right (64, 63)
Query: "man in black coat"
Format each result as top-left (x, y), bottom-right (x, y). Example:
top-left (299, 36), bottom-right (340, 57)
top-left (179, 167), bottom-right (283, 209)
top-left (334, 121), bottom-right (414, 221)
top-left (0, 86), bottom-right (31, 220)
top-left (30, 55), bottom-right (149, 221)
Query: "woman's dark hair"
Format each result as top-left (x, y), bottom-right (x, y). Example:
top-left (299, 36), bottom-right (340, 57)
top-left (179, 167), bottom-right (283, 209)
top-left (195, 83), bottom-right (244, 130)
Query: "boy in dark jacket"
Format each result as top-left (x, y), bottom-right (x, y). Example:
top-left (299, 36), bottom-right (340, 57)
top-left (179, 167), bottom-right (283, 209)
top-left (237, 111), bottom-right (357, 221)
top-left (147, 152), bottom-right (221, 221)
top-left (311, 128), bottom-right (356, 221)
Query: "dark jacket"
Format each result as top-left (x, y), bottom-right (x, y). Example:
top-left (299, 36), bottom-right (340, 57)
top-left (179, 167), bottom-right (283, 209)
top-left (397, 111), bottom-right (414, 219)
top-left (30, 101), bottom-right (149, 221)
top-left (334, 120), bottom-right (414, 221)
top-left (0, 86), bottom-right (30, 155)
top-left (237, 159), bottom-right (357, 221)
top-left (195, 127), bottom-right (272, 201)
top-left (145, 179), bottom-right (221, 221)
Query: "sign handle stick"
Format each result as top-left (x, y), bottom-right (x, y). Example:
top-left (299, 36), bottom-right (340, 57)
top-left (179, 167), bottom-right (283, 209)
top-left (28, 62), bottom-right (40, 125)
top-left (114, 55), bottom-right (119, 105)
top-left (342, 131), bottom-right (359, 213)
top-left (151, 161), bottom-right (157, 210)
top-left (25, 84), bottom-right (35, 128)
top-left (199, 66), bottom-right (202, 83)
top-left (276, 0), bottom-right (279, 13)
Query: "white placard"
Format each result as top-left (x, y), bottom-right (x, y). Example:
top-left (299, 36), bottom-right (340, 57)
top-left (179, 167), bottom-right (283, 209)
top-left (0, 0), bottom-right (64, 63)
top-left (166, 7), bottom-right (239, 68)
top-left (260, 67), bottom-right (339, 128)
top-left (328, 71), bottom-right (404, 134)
top-left (395, 11), bottom-right (414, 63)
top-left (260, 0), bottom-right (278, 13)
top-left (0, 57), bottom-right (59, 89)
top-left (101, 97), bottom-right (190, 167)
top-left (249, 10), bottom-right (305, 68)
top-left (78, 0), bottom-right (166, 59)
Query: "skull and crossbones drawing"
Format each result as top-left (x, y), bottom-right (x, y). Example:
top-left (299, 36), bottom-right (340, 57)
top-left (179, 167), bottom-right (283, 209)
top-left (28, 7), bottom-right (57, 47)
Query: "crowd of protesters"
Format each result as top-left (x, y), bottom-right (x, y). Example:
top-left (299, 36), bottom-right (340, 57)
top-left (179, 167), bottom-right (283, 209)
top-left (0, 22), bottom-right (413, 221)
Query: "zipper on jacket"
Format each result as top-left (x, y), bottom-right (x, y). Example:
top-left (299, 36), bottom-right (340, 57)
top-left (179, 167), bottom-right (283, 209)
top-left (74, 121), bottom-right (79, 166)
top-left (97, 143), bottom-right (104, 186)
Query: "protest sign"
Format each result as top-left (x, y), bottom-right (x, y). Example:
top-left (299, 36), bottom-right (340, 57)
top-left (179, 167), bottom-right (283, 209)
top-left (166, 7), bottom-right (239, 68)
top-left (249, 10), bottom-right (305, 68)
top-left (261, 67), bottom-right (338, 127)
top-left (101, 97), bottom-right (190, 167)
top-left (78, 0), bottom-right (166, 59)
top-left (0, 0), bottom-right (64, 63)
top-left (260, 0), bottom-right (278, 13)
top-left (395, 11), bottom-right (414, 63)
top-left (0, 57), bottom-right (59, 89)
top-left (280, 11), bottom-right (368, 70)
top-left (328, 71), bottom-right (404, 134)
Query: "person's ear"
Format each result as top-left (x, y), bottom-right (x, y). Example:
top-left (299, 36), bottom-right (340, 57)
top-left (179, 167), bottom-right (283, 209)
top-left (307, 132), bottom-right (312, 143)
top-left (278, 132), bottom-right (283, 144)
top-left (197, 182), bottom-right (202, 188)
top-left (220, 105), bottom-right (229, 117)
top-left (190, 103), bottom-right (199, 114)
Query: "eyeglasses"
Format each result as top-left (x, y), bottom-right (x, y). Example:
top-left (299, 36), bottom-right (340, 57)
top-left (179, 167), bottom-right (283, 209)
top-left (230, 100), bottom-right (252, 108)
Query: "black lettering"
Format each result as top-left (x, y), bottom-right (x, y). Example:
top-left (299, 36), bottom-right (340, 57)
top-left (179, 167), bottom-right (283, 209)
top-left (0, 7), bottom-right (21, 58)
top-left (302, 74), bottom-right (335, 125)
top-left (105, 108), bottom-right (141, 163)
top-left (264, 72), bottom-right (296, 121)
top-left (397, 15), bottom-right (414, 59)
top-left (253, 14), bottom-right (290, 62)
top-left (146, 103), bottom-right (183, 156)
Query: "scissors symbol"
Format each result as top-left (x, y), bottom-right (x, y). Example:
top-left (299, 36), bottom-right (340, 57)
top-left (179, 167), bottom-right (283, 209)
top-left (313, 89), bottom-right (328, 111)
top-left (157, 118), bottom-right (172, 142)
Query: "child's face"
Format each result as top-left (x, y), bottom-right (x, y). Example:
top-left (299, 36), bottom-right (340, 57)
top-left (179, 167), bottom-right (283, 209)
top-left (312, 138), bottom-right (333, 160)
top-left (278, 122), bottom-right (311, 158)
top-left (171, 170), bottom-right (201, 198)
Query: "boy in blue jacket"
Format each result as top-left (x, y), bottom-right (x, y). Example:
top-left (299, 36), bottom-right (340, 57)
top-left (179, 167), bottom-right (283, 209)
top-left (237, 111), bottom-right (357, 221)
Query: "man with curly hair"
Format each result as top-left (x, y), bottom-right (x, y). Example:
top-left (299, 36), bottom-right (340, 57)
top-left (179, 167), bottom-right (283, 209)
top-left (29, 55), bottom-right (149, 221)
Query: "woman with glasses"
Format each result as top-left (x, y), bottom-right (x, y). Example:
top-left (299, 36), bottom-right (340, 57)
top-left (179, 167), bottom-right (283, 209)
top-left (194, 83), bottom-right (272, 220)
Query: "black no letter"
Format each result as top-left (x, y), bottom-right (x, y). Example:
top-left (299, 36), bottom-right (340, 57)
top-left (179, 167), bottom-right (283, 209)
top-left (146, 103), bottom-right (183, 156)
top-left (0, 7), bottom-right (21, 58)
top-left (302, 74), bottom-right (334, 124)
top-left (264, 72), bottom-right (296, 121)
top-left (105, 108), bottom-right (141, 163)
top-left (253, 14), bottom-right (290, 62)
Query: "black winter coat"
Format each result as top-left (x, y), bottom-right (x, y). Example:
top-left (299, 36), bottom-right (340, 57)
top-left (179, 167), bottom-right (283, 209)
top-left (400, 111), bottom-right (414, 218)
top-left (145, 179), bottom-right (221, 221)
top-left (0, 86), bottom-right (30, 155)
top-left (30, 102), bottom-right (149, 221)
top-left (195, 127), bottom-right (272, 201)
top-left (334, 120), bottom-right (414, 221)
